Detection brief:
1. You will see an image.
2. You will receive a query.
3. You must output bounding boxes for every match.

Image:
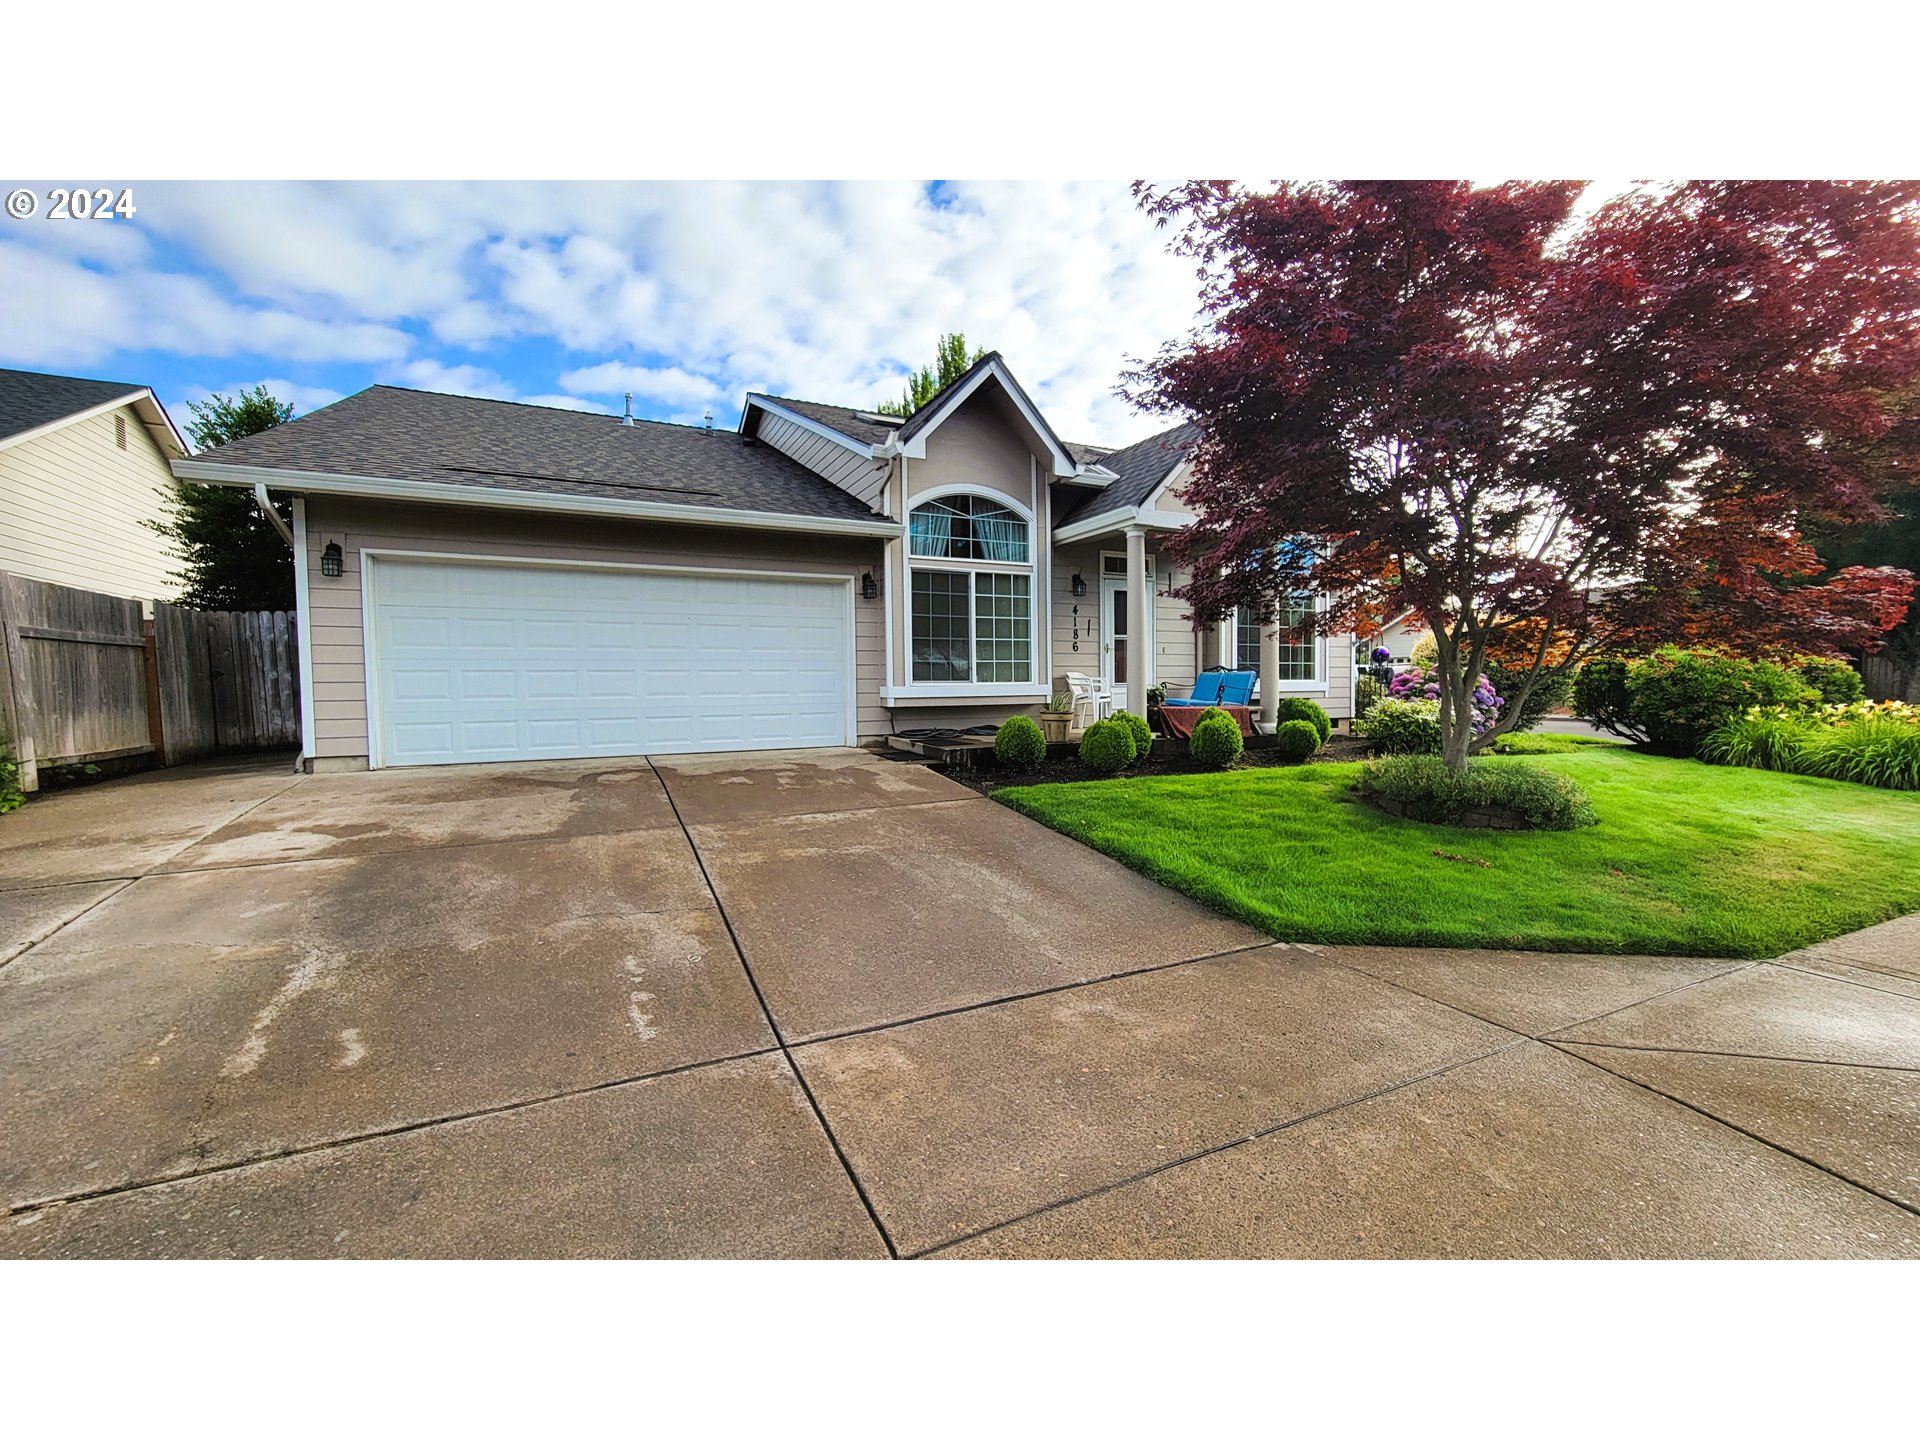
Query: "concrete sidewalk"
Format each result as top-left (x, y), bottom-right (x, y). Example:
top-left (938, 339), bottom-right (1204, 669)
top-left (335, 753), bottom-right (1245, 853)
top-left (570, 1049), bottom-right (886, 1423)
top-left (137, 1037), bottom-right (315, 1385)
top-left (2, 752), bottom-right (1915, 1258)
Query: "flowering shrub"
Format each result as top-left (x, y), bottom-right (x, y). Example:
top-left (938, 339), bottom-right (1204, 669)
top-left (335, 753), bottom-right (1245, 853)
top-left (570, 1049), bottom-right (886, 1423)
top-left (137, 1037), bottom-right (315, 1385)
top-left (1702, 700), bottom-right (1920, 790)
top-left (1384, 666), bottom-right (1504, 737)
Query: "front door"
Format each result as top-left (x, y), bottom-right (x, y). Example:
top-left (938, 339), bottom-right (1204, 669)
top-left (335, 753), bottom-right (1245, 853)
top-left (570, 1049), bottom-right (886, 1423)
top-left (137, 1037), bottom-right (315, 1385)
top-left (1100, 576), bottom-right (1129, 691)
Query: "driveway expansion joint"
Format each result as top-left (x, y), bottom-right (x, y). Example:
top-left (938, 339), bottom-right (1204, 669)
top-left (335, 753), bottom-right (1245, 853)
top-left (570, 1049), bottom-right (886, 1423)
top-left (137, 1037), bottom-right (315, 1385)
top-left (1549, 1038), bottom-right (1920, 1075)
top-left (645, 756), bottom-right (901, 1259)
top-left (907, 1036), bottom-right (1535, 1259)
top-left (1545, 1038), bottom-right (1920, 1219)
top-left (3, 1040), bottom-right (787, 1220)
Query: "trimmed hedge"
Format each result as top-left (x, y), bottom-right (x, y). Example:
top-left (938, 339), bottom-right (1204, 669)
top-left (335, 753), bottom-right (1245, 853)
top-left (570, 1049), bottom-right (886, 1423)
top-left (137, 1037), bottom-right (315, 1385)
top-left (1079, 718), bottom-right (1137, 774)
top-left (1111, 708), bottom-right (1153, 756)
top-left (1271, 696), bottom-right (1331, 744)
top-left (1356, 754), bottom-right (1597, 830)
top-left (1273, 718), bottom-right (1321, 759)
top-left (1189, 712), bottom-right (1244, 768)
top-left (993, 714), bottom-right (1047, 771)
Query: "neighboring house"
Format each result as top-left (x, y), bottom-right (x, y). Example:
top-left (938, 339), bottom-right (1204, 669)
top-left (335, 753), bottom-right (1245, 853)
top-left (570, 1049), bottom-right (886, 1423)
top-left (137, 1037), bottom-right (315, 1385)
top-left (0, 367), bottom-right (189, 600)
top-left (172, 353), bottom-right (1355, 771)
top-left (1359, 609), bottom-right (1431, 667)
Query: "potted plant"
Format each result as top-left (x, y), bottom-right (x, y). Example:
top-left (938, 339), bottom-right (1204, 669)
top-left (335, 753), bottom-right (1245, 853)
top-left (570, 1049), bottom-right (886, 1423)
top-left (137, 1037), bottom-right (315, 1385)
top-left (1040, 689), bottom-right (1076, 742)
top-left (1146, 683), bottom-right (1168, 734)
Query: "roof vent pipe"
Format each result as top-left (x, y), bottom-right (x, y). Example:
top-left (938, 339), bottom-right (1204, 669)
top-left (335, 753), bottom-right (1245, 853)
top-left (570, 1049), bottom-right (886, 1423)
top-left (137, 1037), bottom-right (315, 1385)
top-left (704, 409), bottom-right (713, 434)
top-left (622, 392), bottom-right (634, 426)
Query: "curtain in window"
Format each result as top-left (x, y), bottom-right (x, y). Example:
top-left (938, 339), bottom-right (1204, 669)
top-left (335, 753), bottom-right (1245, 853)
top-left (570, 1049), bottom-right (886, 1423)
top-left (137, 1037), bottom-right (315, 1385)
top-left (909, 505), bottom-right (954, 558)
top-left (975, 510), bottom-right (1027, 562)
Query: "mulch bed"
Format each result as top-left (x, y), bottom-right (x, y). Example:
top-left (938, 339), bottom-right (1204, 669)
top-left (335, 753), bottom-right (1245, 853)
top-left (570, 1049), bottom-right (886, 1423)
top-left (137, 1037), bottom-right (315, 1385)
top-left (941, 733), bottom-right (1374, 795)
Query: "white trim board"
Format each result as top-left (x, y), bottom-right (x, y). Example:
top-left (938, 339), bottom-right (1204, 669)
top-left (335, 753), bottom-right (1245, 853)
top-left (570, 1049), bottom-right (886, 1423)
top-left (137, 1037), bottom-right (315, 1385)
top-left (173, 459), bottom-right (905, 539)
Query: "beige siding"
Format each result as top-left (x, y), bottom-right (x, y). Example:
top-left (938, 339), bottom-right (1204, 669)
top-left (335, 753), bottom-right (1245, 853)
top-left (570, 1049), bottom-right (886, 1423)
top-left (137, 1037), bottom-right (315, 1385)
top-left (303, 498), bottom-right (886, 760)
top-left (0, 406), bottom-right (183, 600)
top-left (1048, 539), bottom-right (1200, 701)
top-left (754, 411), bottom-right (887, 508)
top-left (904, 392), bottom-right (1035, 506)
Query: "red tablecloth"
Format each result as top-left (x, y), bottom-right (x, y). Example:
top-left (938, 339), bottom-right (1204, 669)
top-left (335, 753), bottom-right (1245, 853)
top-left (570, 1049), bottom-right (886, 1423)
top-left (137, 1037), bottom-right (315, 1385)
top-left (1156, 703), bottom-right (1255, 739)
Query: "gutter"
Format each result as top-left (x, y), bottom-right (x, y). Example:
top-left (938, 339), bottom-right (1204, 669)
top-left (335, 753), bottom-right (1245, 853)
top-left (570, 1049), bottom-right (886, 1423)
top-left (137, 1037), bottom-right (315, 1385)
top-left (254, 482), bottom-right (295, 547)
top-left (171, 458), bottom-right (906, 539)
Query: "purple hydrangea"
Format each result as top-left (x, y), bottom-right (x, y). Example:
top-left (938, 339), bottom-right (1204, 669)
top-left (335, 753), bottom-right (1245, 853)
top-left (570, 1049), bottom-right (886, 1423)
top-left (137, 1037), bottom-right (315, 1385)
top-left (1385, 666), bottom-right (1505, 735)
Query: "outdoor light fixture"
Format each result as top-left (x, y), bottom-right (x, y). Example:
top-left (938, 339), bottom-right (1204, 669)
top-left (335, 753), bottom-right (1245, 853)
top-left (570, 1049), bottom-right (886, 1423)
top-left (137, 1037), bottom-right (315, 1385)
top-left (861, 571), bottom-right (878, 600)
top-left (321, 541), bottom-right (343, 578)
top-left (1070, 572), bottom-right (1086, 598)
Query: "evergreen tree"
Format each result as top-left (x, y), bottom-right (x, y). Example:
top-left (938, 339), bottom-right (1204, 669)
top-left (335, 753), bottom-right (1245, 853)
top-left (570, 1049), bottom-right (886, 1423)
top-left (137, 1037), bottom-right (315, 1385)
top-left (151, 385), bottom-right (296, 610)
top-left (875, 332), bottom-right (986, 418)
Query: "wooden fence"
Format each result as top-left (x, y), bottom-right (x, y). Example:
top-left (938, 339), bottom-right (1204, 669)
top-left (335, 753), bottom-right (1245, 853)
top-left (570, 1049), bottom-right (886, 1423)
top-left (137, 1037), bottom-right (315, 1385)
top-left (0, 572), bottom-right (299, 793)
top-left (1862, 653), bottom-right (1919, 703)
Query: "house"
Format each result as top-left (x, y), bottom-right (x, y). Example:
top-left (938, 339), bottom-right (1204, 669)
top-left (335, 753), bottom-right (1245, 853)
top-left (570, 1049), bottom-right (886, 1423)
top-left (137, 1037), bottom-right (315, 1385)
top-left (0, 367), bottom-right (189, 600)
top-left (1359, 609), bottom-right (1431, 668)
top-left (170, 353), bottom-right (1356, 771)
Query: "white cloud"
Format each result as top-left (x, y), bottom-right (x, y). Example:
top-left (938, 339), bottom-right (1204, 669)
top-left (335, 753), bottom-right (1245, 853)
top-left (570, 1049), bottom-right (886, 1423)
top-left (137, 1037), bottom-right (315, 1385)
top-left (2, 181), bottom-right (1208, 445)
top-left (558, 362), bottom-right (724, 407)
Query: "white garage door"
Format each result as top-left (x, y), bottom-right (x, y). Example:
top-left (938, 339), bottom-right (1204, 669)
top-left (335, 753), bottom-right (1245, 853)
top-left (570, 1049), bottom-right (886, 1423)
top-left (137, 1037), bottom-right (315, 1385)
top-left (367, 556), bottom-right (851, 766)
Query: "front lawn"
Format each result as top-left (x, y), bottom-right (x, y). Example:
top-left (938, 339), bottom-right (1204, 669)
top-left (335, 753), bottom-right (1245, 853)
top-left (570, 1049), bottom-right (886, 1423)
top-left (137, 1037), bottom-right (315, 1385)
top-left (995, 748), bottom-right (1920, 957)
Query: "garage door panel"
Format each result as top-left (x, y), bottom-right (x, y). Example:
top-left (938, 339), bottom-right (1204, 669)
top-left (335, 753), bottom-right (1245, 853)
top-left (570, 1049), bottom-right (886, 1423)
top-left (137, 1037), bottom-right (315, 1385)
top-left (370, 559), bottom-right (851, 766)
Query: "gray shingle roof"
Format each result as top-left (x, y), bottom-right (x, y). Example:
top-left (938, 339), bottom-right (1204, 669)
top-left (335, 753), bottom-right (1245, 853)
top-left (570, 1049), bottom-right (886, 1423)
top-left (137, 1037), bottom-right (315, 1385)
top-left (186, 385), bottom-right (882, 523)
top-left (1056, 421), bottom-right (1199, 527)
top-left (0, 367), bottom-right (146, 445)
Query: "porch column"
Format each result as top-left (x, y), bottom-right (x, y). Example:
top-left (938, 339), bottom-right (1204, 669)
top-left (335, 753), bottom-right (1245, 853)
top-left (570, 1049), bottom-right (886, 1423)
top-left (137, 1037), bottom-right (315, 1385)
top-left (1258, 605), bottom-right (1280, 731)
top-left (1124, 525), bottom-right (1149, 718)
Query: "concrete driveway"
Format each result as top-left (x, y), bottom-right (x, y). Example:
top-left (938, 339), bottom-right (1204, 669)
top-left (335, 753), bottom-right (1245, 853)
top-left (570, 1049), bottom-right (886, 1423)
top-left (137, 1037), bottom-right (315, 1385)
top-left (2, 750), bottom-right (1916, 1259)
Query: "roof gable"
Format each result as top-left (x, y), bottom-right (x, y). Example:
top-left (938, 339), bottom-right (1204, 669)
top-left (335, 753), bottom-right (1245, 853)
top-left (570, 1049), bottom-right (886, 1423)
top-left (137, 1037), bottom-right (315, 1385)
top-left (892, 352), bottom-right (1078, 477)
top-left (0, 367), bottom-right (185, 457)
top-left (1054, 421), bottom-right (1199, 528)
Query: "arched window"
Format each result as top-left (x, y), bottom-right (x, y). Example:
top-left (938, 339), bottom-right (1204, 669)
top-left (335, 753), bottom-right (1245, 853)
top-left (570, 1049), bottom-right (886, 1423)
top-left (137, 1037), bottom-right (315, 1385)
top-left (907, 492), bottom-right (1034, 685)
top-left (909, 493), bottom-right (1029, 562)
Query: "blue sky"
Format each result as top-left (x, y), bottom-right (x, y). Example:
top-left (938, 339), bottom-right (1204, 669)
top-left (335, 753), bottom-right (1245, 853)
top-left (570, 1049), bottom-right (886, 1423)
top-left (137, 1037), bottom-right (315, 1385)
top-left (0, 181), bottom-right (1209, 449)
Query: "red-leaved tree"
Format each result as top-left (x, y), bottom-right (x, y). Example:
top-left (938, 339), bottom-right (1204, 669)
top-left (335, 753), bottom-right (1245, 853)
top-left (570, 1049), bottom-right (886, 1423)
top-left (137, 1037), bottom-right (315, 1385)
top-left (1129, 181), bottom-right (1920, 770)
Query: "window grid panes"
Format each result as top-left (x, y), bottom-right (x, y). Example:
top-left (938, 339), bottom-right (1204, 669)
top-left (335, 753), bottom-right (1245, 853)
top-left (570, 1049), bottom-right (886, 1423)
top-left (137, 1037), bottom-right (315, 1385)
top-left (1236, 597), bottom-right (1318, 681)
top-left (909, 495), bottom-right (1030, 562)
top-left (911, 570), bottom-right (971, 681)
top-left (974, 574), bottom-right (1032, 683)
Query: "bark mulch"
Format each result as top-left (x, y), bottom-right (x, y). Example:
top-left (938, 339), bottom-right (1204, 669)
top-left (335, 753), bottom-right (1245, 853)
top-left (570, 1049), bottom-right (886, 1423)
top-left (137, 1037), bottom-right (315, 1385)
top-left (941, 734), bottom-right (1373, 796)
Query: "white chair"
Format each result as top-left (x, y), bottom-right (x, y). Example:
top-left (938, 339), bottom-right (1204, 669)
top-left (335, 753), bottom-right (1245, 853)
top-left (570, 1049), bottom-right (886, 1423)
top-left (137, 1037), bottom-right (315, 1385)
top-left (1064, 671), bottom-right (1114, 730)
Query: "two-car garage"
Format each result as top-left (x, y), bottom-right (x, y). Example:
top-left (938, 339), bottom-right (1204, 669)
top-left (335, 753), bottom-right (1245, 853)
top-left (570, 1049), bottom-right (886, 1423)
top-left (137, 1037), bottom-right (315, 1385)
top-left (364, 555), bottom-right (854, 767)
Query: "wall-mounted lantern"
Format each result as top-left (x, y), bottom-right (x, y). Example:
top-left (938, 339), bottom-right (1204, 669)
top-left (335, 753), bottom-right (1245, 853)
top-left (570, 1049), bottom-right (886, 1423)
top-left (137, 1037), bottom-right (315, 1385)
top-left (321, 541), bottom-right (344, 578)
top-left (1070, 572), bottom-right (1087, 598)
top-left (861, 571), bottom-right (878, 601)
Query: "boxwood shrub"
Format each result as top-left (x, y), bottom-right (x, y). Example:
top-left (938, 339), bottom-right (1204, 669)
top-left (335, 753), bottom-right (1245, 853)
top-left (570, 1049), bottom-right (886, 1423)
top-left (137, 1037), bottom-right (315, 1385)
top-left (1356, 755), bottom-right (1597, 830)
top-left (992, 714), bottom-right (1047, 771)
top-left (1271, 696), bottom-right (1331, 744)
top-left (1273, 718), bottom-right (1321, 759)
top-left (1111, 707), bottom-right (1153, 756)
top-left (1189, 712), bottom-right (1244, 768)
top-left (1577, 647), bottom-right (1818, 753)
top-left (1079, 718), bottom-right (1137, 774)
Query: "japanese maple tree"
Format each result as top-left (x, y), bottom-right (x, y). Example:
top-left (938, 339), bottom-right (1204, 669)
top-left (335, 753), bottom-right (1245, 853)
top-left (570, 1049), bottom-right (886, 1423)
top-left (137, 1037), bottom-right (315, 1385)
top-left (1129, 181), bottom-right (1920, 770)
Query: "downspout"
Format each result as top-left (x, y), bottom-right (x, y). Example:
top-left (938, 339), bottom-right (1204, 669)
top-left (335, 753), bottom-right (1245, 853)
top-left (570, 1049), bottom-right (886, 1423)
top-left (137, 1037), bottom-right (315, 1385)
top-left (290, 497), bottom-right (317, 767)
top-left (254, 482), bottom-right (294, 547)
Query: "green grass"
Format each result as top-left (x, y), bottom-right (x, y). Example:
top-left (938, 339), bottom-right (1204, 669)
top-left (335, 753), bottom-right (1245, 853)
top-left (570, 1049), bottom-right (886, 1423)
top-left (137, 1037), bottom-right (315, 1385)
top-left (995, 749), bottom-right (1920, 957)
top-left (1487, 732), bottom-right (1626, 754)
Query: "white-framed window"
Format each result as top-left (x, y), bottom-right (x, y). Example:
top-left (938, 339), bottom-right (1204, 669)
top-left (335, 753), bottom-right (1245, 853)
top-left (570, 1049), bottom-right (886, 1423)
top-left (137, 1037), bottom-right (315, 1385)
top-left (1233, 595), bottom-right (1321, 683)
top-left (908, 491), bottom-right (1035, 685)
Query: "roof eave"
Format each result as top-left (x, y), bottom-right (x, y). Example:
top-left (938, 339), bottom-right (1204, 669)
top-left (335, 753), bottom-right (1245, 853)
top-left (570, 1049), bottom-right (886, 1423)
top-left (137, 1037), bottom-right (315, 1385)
top-left (170, 458), bottom-right (904, 539)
